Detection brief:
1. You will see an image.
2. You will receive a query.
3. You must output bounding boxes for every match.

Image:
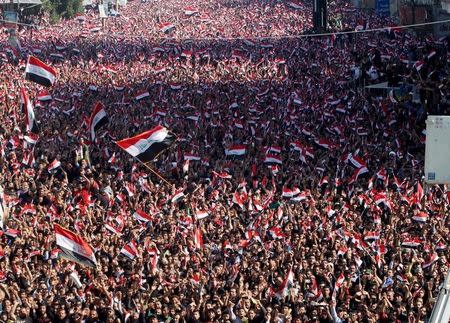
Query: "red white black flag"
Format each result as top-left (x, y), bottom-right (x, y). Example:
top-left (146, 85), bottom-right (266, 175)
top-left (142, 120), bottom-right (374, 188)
top-left (115, 125), bottom-right (175, 163)
top-left (25, 56), bottom-right (57, 87)
top-left (54, 224), bottom-right (97, 267)
top-left (20, 88), bottom-right (38, 134)
top-left (89, 102), bottom-right (108, 141)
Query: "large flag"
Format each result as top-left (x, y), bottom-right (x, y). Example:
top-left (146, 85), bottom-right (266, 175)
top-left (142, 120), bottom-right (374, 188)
top-left (25, 56), bottom-right (57, 87)
top-left (89, 102), bottom-right (108, 141)
top-left (115, 125), bottom-right (175, 163)
top-left (20, 88), bottom-right (38, 134)
top-left (54, 224), bottom-right (97, 267)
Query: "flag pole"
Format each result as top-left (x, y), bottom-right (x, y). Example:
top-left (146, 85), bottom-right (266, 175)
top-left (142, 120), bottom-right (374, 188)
top-left (140, 160), bottom-right (172, 187)
top-left (112, 141), bottom-right (172, 186)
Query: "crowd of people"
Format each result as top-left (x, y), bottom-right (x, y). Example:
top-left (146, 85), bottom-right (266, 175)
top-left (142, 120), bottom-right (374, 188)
top-left (0, 0), bottom-right (449, 321)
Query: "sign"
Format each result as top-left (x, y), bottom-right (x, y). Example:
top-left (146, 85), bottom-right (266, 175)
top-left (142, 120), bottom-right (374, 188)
top-left (425, 116), bottom-right (450, 184)
top-left (433, 10), bottom-right (450, 38)
top-left (99, 4), bottom-right (107, 18)
top-left (3, 11), bottom-right (18, 29)
top-left (376, 0), bottom-right (390, 17)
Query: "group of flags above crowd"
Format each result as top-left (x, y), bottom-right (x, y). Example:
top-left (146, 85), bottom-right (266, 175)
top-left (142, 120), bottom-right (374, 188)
top-left (13, 52), bottom-right (448, 272)
top-left (20, 56), bottom-right (179, 267)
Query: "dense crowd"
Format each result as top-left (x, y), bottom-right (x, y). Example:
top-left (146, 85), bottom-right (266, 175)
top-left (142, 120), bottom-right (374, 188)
top-left (0, 0), bottom-right (449, 321)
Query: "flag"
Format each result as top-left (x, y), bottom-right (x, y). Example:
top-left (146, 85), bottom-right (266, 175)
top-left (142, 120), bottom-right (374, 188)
top-left (20, 88), bottom-right (38, 134)
top-left (193, 228), bottom-right (204, 249)
top-left (184, 6), bottom-right (198, 15)
top-left (195, 210), bottom-right (209, 220)
top-left (412, 211), bottom-right (428, 223)
top-left (135, 91), bottom-right (150, 101)
top-left (133, 210), bottom-right (153, 223)
top-left (37, 90), bottom-right (52, 101)
top-left (401, 237), bottom-right (422, 248)
top-left (116, 125), bottom-right (175, 163)
top-left (287, 0), bottom-right (304, 9)
top-left (273, 267), bottom-right (294, 298)
top-left (349, 154), bottom-right (366, 168)
top-left (315, 138), bottom-right (334, 150)
top-left (416, 182), bottom-right (424, 203)
top-left (171, 188), bottom-right (185, 203)
top-left (232, 191), bottom-right (245, 209)
top-left (184, 153), bottom-right (201, 161)
top-left (5, 229), bottom-right (20, 238)
top-left (159, 22), bottom-right (175, 33)
top-left (48, 159), bottom-right (61, 173)
top-left (183, 159), bottom-right (189, 174)
top-left (422, 253), bottom-right (439, 269)
top-left (89, 102), bottom-right (108, 141)
top-left (120, 240), bottom-right (139, 260)
top-left (376, 168), bottom-right (387, 181)
top-left (364, 231), bottom-right (380, 240)
top-left (282, 187), bottom-right (300, 198)
top-left (264, 154), bottom-right (282, 165)
top-left (269, 227), bottom-right (285, 239)
top-left (0, 186), bottom-right (4, 229)
top-left (225, 145), bottom-right (246, 156)
top-left (212, 171), bottom-right (232, 179)
top-left (54, 224), bottom-right (97, 267)
top-left (414, 60), bottom-right (424, 71)
top-left (348, 167), bottom-right (369, 184)
top-left (24, 132), bottom-right (39, 145)
top-left (334, 273), bottom-right (345, 291)
top-left (427, 50), bottom-right (436, 60)
top-left (25, 56), bottom-right (57, 87)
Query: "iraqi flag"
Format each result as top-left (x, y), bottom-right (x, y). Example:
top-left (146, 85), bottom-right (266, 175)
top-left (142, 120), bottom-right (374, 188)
top-left (37, 90), bottom-right (52, 101)
top-left (273, 267), bottom-right (294, 298)
top-left (212, 171), bottom-right (232, 179)
top-left (171, 188), bottom-right (185, 203)
top-left (135, 91), bottom-right (150, 101)
top-left (20, 88), bottom-right (38, 134)
top-left (193, 228), bottom-right (204, 249)
top-left (160, 22), bottom-right (175, 33)
top-left (54, 224), bottom-right (97, 267)
top-left (115, 125), bottom-right (175, 163)
top-left (25, 56), bottom-right (57, 87)
top-left (48, 159), bottom-right (61, 173)
top-left (349, 154), bottom-right (366, 169)
top-left (184, 6), bottom-right (198, 15)
top-left (89, 102), bottom-right (108, 141)
top-left (401, 237), bottom-right (422, 248)
top-left (282, 187), bottom-right (300, 198)
top-left (225, 145), bottom-right (246, 156)
top-left (364, 231), bottom-right (380, 241)
top-left (195, 210), bottom-right (209, 220)
top-left (24, 132), bottom-right (39, 146)
top-left (133, 210), bottom-right (153, 223)
top-left (184, 153), bottom-right (201, 161)
top-left (348, 166), bottom-right (369, 184)
top-left (232, 191), bottom-right (245, 209)
top-left (412, 211), bottom-right (428, 223)
top-left (264, 154), bottom-right (282, 165)
top-left (120, 240), bottom-right (139, 260)
top-left (422, 253), bottom-right (439, 269)
top-left (315, 138), bottom-right (334, 150)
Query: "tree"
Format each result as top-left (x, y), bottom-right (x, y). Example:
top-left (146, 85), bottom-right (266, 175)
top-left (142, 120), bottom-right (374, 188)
top-left (43, 0), bottom-right (83, 21)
